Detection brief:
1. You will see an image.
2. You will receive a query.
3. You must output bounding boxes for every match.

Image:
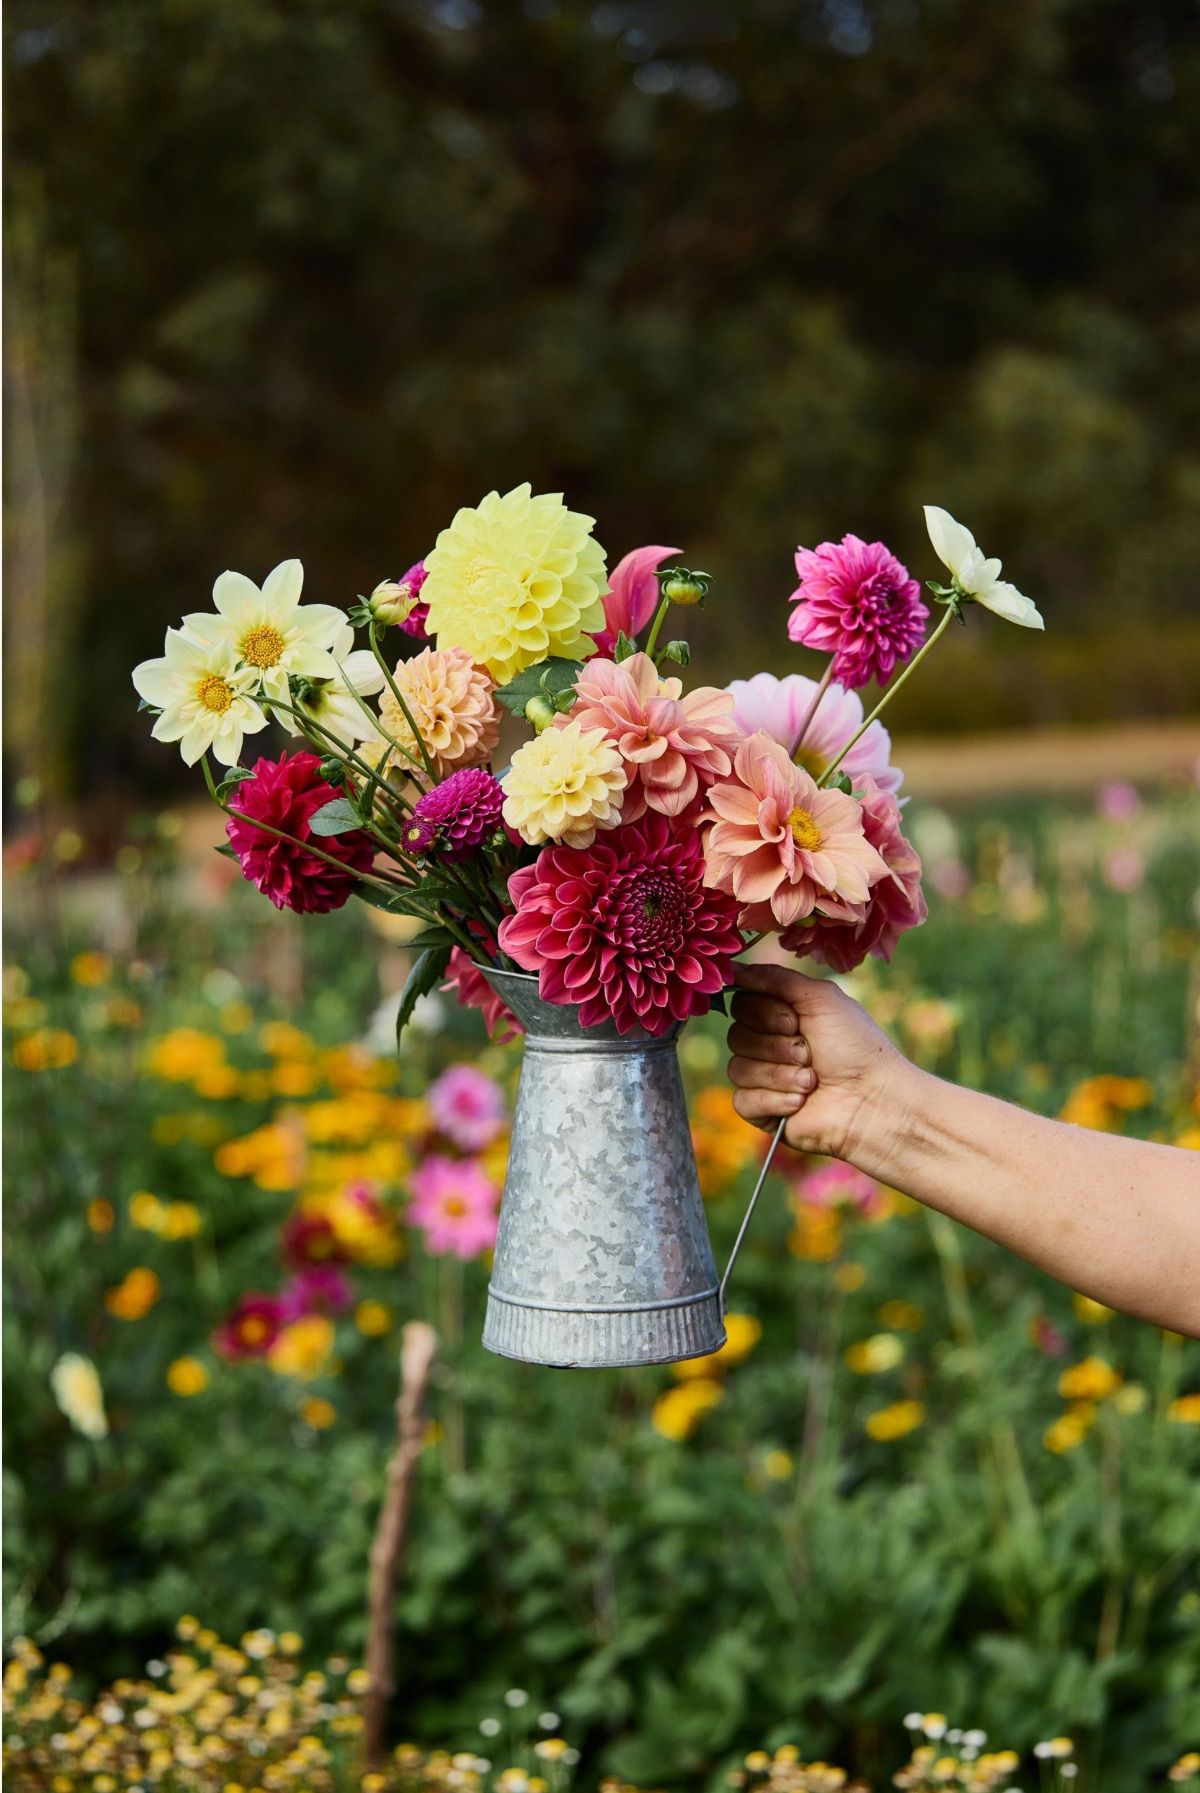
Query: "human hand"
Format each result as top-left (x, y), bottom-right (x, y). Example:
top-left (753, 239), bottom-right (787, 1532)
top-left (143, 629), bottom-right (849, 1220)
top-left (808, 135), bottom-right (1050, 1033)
top-left (727, 962), bottom-right (912, 1164)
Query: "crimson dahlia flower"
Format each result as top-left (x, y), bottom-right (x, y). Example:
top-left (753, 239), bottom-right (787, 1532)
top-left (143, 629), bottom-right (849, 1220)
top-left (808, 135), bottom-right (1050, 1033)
top-left (226, 751), bottom-right (375, 913)
top-left (498, 812), bottom-right (743, 1037)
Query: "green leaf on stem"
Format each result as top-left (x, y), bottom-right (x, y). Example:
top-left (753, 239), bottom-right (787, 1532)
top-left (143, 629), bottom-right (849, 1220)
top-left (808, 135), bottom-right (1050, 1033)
top-left (396, 947), bottom-right (452, 1051)
top-left (214, 767), bottom-right (256, 801)
top-left (493, 657), bottom-right (583, 717)
top-left (824, 770), bottom-right (854, 795)
top-left (308, 797), bottom-right (364, 836)
top-left (613, 631), bottom-right (638, 663)
top-left (405, 924), bottom-right (460, 951)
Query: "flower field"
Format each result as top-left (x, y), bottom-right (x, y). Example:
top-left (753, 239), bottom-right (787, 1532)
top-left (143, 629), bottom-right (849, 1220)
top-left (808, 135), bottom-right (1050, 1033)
top-left (4, 779), bottom-right (1200, 1790)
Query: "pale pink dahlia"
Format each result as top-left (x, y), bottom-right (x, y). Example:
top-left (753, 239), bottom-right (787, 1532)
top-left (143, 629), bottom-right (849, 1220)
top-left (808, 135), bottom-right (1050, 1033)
top-left (410, 767), bottom-right (504, 860)
top-left (226, 751), bottom-right (375, 913)
top-left (442, 944), bottom-right (522, 1043)
top-left (590, 543), bottom-right (680, 656)
top-left (498, 812), bottom-right (743, 1036)
top-left (726, 671), bottom-right (902, 795)
top-left (566, 651), bottom-right (743, 821)
top-left (429, 1063), bottom-right (506, 1152)
top-left (789, 535), bottom-right (927, 690)
top-left (408, 1154), bottom-right (500, 1259)
top-left (781, 776), bottom-right (926, 970)
top-left (703, 733), bottom-right (888, 932)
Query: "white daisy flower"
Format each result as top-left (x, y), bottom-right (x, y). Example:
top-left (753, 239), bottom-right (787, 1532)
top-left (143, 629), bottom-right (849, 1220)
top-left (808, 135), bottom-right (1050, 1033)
top-left (132, 629), bottom-right (268, 766)
top-left (288, 622), bottom-right (386, 746)
top-left (924, 505), bottom-right (1044, 629)
top-left (182, 559), bottom-right (347, 703)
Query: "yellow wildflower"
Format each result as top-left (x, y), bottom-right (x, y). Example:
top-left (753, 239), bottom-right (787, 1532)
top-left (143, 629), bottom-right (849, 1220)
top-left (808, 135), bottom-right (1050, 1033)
top-left (1057, 1356), bottom-right (1121, 1401)
top-left (1168, 1393), bottom-right (1200, 1424)
top-left (844, 1333), bottom-right (904, 1375)
top-left (864, 1399), bottom-right (925, 1441)
top-left (300, 1396), bottom-right (337, 1429)
top-left (269, 1316), bottom-right (336, 1381)
top-left (1169, 1751), bottom-right (1200, 1781)
top-left (651, 1377), bottom-right (724, 1441)
top-left (422, 483), bottom-right (608, 684)
top-left (833, 1262), bottom-right (867, 1292)
top-left (105, 1266), bottom-right (162, 1320)
top-left (763, 1449), bottom-right (793, 1480)
top-left (789, 1204), bottom-right (841, 1262)
top-left (1060, 1074), bottom-right (1153, 1131)
top-left (1073, 1293), bottom-right (1115, 1324)
top-left (1114, 1382), bottom-right (1147, 1415)
top-left (147, 1028), bottom-right (227, 1083)
top-left (259, 1020), bottom-right (315, 1059)
top-left (215, 1122), bottom-right (305, 1192)
top-left (690, 1086), bottom-right (759, 1195)
top-left (13, 1028), bottom-right (78, 1071)
top-left (355, 1300), bottom-right (393, 1337)
top-left (70, 951), bottom-right (112, 986)
top-left (673, 1312), bottom-right (761, 1379)
top-left (877, 1300), bottom-right (924, 1330)
top-left (50, 1353), bottom-right (108, 1440)
top-left (167, 1357), bottom-right (210, 1397)
top-left (129, 1191), bottom-right (167, 1231)
top-left (1043, 1405), bottom-right (1096, 1453)
top-left (86, 1198), bottom-right (115, 1233)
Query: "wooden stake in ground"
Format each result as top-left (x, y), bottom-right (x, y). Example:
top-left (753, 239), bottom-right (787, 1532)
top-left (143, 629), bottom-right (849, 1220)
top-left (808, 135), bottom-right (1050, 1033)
top-left (363, 1320), bottom-right (439, 1767)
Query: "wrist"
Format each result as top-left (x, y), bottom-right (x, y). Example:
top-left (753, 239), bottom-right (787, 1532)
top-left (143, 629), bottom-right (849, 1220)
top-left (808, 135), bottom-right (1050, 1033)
top-left (842, 1054), bottom-right (933, 1189)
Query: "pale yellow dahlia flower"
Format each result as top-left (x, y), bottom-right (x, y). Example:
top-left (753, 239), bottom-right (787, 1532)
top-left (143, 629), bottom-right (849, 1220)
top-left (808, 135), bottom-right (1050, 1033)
top-left (379, 645), bottom-right (499, 779)
top-left (422, 484), bottom-right (608, 685)
top-left (502, 718), bottom-right (627, 849)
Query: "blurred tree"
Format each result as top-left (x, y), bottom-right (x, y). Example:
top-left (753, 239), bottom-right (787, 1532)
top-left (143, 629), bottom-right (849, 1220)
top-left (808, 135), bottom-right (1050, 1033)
top-left (4, 0), bottom-right (1199, 791)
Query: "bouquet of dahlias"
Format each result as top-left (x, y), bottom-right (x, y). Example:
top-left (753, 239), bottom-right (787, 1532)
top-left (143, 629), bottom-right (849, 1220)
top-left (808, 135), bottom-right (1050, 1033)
top-left (132, 487), bottom-right (1041, 1044)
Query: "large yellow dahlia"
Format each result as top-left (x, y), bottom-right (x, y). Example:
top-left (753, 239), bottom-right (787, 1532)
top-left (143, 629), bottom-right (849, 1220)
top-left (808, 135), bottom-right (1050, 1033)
top-left (422, 484), bottom-right (608, 685)
top-left (502, 719), bottom-right (627, 849)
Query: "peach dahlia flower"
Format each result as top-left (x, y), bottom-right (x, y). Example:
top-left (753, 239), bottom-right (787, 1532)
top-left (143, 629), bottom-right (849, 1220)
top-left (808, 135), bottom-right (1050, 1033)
top-left (702, 732), bottom-right (888, 931)
top-left (379, 645), bottom-right (499, 780)
top-left (566, 651), bottom-right (743, 820)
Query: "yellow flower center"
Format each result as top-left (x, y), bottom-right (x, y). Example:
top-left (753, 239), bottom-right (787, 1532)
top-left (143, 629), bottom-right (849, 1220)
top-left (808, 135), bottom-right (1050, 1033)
top-left (463, 555), bottom-right (496, 592)
top-left (197, 674), bottom-right (235, 714)
top-left (792, 744), bottom-right (828, 779)
top-left (788, 807), bottom-right (822, 851)
top-left (442, 1196), bottom-right (467, 1217)
top-left (241, 624), bottom-right (286, 669)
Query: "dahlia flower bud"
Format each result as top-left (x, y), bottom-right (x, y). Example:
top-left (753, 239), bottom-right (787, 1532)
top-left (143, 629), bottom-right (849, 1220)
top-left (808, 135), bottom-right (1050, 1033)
top-left (660, 567), bottom-right (711, 608)
top-left (524, 695), bottom-right (557, 733)
top-left (368, 579), bottom-right (419, 628)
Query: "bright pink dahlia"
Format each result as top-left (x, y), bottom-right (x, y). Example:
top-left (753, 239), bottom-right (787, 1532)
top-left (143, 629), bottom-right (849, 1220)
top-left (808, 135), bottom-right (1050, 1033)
top-left (397, 559), bottom-right (430, 640)
top-left (795, 1161), bottom-right (883, 1216)
top-left (226, 751), bottom-right (375, 913)
top-left (590, 544), bottom-right (680, 656)
top-left (567, 652), bottom-right (744, 821)
top-left (429, 1062), bottom-right (506, 1152)
top-left (789, 535), bottom-right (927, 690)
top-left (411, 768), bottom-right (504, 861)
top-left (443, 943), bottom-right (523, 1043)
top-left (498, 812), bottom-right (743, 1036)
top-left (781, 776), bottom-right (927, 971)
top-left (408, 1154), bottom-right (500, 1259)
top-left (281, 1264), bottom-right (354, 1319)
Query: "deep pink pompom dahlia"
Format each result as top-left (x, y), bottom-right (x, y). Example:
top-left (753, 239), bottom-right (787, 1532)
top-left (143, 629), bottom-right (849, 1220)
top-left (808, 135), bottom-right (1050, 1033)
top-left (411, 768), bottom-right (504, 861)
top-left (788, 535), bottom-right (927, 690)
top-left (498, 812), bottom-right (743, 1036)
top-left (226, 751), bottom-right (375, 913)
top-left (781, 776), bottom-right (927, 971)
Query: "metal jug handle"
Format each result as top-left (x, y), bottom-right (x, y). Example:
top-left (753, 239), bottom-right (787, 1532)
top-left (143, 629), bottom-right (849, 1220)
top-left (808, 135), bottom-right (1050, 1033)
top-left (718, 1115), bottom-right (788, 1316)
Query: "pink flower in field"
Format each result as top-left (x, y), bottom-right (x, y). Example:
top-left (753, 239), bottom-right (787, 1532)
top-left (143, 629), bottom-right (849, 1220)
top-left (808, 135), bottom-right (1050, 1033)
top-left (226, 751), bottom-right (375, 913)
top-left (703, 733), bottom-right (888, 932)
top-left (1103, 847), bottom-right (1145, 893)
top-left (590, 544), bottom-right (680, 656)
top-left (726, 671), bottom-right (902, 795)
top-left (214, 1292), bottom-right (287, 1360)
top-left (282, 1264), bottom-right (354, 1318)
top-left (789, 535), bottom-right (927, 690)
top-left (429, 1063), bottom-right (506, 1151)
top-left (567, 652), bottom-right (744, 821)
top-left (781, 777), bottom-right (926, 971)
top-left (796, 1161), bottom-right (882, 1215)
top-left (408, 1154), bottom-right (500, 1259)
top-left (442, 944), bottom-right (523, 1043)
top-left (282, 1211), bottom-right (345, 1267)
top-left (498, 812), bottom-right (743, 1037)
top-left (1096, 780), bottom-right (1141, 823)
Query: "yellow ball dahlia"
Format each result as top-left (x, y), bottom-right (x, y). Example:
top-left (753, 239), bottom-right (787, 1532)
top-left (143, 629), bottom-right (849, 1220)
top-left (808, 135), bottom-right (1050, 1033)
top-left (422, 484), bottom-right (608, 684)
top-left (502, 718), bottom-right (627, 849)
top-left (379, 645), bottom-right (499, 779)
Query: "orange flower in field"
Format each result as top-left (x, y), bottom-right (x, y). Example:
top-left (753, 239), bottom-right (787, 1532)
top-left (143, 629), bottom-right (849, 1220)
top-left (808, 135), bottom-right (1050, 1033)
top-left (1057, 1356), bottom-right (1121, 1402)
top-left (1060, 1075), bottom-right (1153, 1132)
top-left (690, 1086), bottom-right (758, 1196)
top-left (865, 1399), bottom-right (925, 1441)
top-left (105, 1267), bottom-right (162, 1320)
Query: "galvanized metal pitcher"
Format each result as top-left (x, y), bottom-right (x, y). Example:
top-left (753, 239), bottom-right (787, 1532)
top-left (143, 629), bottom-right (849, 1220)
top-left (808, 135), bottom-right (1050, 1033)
top-left (480, 968), bottom-right (778, 1369)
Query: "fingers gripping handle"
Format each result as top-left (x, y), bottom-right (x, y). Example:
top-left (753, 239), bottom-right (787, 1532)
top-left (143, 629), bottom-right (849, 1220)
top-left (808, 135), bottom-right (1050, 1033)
top-left (718, 1114), bottom-right (788, 1316)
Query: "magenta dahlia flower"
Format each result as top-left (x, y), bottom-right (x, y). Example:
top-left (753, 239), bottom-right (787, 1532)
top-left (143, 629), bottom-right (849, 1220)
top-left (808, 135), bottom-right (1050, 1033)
top-left (781, 777), bottom-right (927, 971)
top-left (397, 559), bottom-right (430, 639)
top-left (408, 1154), bottom-right (500, 1259)
top-left (281, 1264), bottom-right (354, 1319)
top-left (213, 1292), bottom-right (287, 1360)
top-left (789, 535), bottom-right (927, 690)
top-left (443, 943), bottom-right (523, 1043)
top-left (226, 751), bottom-right (375, 913)
top-left (411, 767), bottom-right (504, 861)
top-left (498, 812), bottom-right (743, 1037)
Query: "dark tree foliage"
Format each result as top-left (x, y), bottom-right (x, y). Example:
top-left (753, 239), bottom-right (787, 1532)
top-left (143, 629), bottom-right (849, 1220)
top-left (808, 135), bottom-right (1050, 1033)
top-left (5, 0), bottom-right (1199, 791)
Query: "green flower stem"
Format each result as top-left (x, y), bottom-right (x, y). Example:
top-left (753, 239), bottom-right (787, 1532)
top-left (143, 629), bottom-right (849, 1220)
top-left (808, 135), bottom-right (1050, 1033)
top-left (261, 694), bottom-right (414, 822)
top-left (788, 659), bottom-right (835, 759)
top-left (368, 623), bottom-right (440, 784)
top-left (643, 597), bottom-right (672, 663)
top-left (818, 600), bottom-right (958, 788)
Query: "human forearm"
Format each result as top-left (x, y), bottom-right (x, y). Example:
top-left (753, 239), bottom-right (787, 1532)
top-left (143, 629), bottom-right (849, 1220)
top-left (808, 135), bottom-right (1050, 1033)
top-left (853, 1063), bottom-right (1200, 1335)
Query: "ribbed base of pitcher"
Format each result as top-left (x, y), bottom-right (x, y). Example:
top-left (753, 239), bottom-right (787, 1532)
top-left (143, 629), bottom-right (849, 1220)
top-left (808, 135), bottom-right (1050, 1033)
top-left (482, 1288), bottom-right (726, 1368)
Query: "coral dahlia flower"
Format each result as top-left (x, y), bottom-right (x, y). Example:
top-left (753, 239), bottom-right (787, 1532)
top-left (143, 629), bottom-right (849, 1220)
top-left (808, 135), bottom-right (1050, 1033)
top-left (781, 776), bottom-right (926, 970)
top-left (726, 671), bottom-right (902, 795)
top-left (498, 812), bottom-right (743, 1037)
top-left (379, 645), bottom-right (499, 781)
top-left (567, 652), bottom-right (743, 822)
top-left (789, 535), bottom-right (927, 690)
top-left (226, 751), bottom-right (375, 914)
top-left (703, 733), bottom-right (888, 932)
top-left (421, 484), bottom-right (608, 685)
